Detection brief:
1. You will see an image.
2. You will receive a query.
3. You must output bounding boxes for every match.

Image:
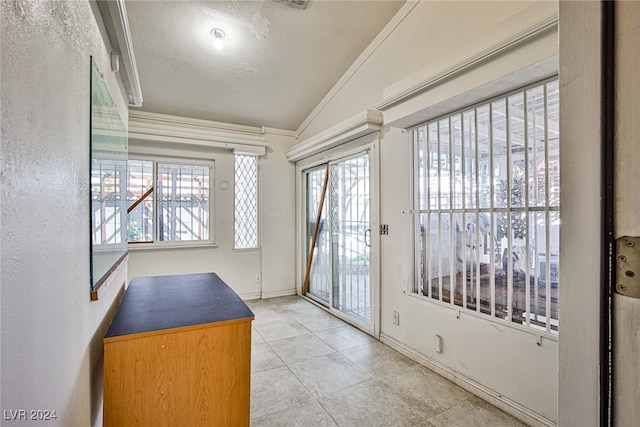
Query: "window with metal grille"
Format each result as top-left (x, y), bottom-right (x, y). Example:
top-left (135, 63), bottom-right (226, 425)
top-left (127, 159), bottom-right (212, 244)
top-left (234, 154), bottom-right (259, 249)
top-left (412, 78), bottom-right (559, 334)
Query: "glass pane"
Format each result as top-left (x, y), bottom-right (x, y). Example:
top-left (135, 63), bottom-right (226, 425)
top-left (438, 119), bottom-right (451, 210)
top-left (412, 80), bottom-right (559, 334)
top-left (492, 99), bottom-right (508, 209)
top-left (93, 159), bottom-right (126, 244)
top-left (234, 155), bottom-right (259, 249)
top-left (417, 126), bottom-right (429, 211)
top-left (526, 85), bottom-right (546, 207)
top-left (477, 104), bottom-right (491, 209)
top-left (331, 154), bottom-right (371, 324)
top-left (463, 110), bottom-right (476, 210)
top-left (509, 93), bottom-right (526, 209)
top-left (427, 212), bottom-right (448, 301)
top-left (511, 215), bottom-right (528, 325)
top-left (417, 212), bottom-right (429, 296)
top-left (549, 210), bottom-right (560, 333)
top-left (493, 211), bottom-right (509, 320)
top-left (306, 167), bottom-right (330, 303)
top-left (157, 163), bottom-right (210, 241)
top-left (456, 213), bottom-right (479, 308)
top-left (547, 81), bottom-right (560, 208)
top-left (451, 114), bottom-right (463, 210)
top-left (428, 123), bottom-right (439, 210)
top-left (529, 211), bottom-right (547, 329)
top-left (479, 211), bottom-right (493, 315)
top-left (127, 159), bottom-right (154, 242)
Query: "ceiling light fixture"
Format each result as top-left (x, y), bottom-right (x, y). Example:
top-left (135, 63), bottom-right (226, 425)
top-left (211, 28), bottom-right (225, 50)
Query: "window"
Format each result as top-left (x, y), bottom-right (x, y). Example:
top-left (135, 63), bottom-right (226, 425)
top-left (234, 154), bottom-right (259, 249)
top-left (127, 159), bottom-right (212, 245)
top-left (412, 79), bottom-right (559, 334)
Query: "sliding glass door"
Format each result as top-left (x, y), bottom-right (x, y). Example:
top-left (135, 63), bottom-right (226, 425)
top-left (306, 166), bottom-right (331, 303)
top-left (304, 151), bottom-right (372, 327)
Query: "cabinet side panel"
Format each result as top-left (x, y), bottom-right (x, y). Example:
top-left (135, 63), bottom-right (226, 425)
top-left (104, 321), bottom-right (252, 426)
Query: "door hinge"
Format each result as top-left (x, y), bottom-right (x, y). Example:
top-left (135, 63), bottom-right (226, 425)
top-left (615, 236), bottom-right (640, 298)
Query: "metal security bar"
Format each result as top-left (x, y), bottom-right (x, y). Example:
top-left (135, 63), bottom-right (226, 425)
top-left (127, 159), bottom-right (154, 242)
top-left (304, 152), bottom-right (372, 325)
top-left (157, 163), bottom-right (210, 242)
top-left (331, 153), bottom-right (371, 324)
top-left (234, 155), bottom-right (259, 249)
top-left (92, 159), bottom-right (127, 245)
top-left (127, 159), bottom-right (211, 244)
top-left (413, 79), bottom-right (559, 334)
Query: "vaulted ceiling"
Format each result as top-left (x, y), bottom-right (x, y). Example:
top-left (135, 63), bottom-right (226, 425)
top-left (125, 0), bottom-right (405, 131)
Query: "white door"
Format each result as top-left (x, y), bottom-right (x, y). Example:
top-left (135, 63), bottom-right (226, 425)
top-left (613, 1), bottom-right (640, 424)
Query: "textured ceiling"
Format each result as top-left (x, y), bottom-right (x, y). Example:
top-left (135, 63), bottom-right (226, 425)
top-left (125, 0), bottom-right (404, 130)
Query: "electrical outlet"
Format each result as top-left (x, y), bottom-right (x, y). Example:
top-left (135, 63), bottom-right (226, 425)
top-left (393, 310), bottom-right (400, 325)
top-left (255, 274), bottom-right (261, 283)
top-left (434, 334), bottom-right (442, 353)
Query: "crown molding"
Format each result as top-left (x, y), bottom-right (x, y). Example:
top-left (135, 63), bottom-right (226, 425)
top-left (286, 109), bottom-right (383, 162)
top-left (93, 0), bottom-right (143, 107)
top-left (128, 111), bottom-right (269, 155)
top-left (376, 10), bottom-right (558, 112)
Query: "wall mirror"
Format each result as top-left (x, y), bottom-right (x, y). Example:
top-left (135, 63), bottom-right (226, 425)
top-left (90, 57), bottom-right (128, 299)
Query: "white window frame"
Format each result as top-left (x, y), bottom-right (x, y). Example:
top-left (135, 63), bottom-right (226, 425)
top-left (233, 153), bottom-right (260, 251)
top-left (127, 154), bottom-right (215, 249)
top-left (410, 77), bottom-right (560, 337)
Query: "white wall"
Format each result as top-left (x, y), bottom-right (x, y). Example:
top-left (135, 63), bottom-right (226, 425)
top-left (126, 129), bottom-right (297, 300)
top-left (1, 1), bottom-right (129, 425)
top-left (261, 130), bottom-right (298, 298)
top-left (293, 1), bottom-right (559, 424)
top-left (298, 0), bottom-right (538, 141)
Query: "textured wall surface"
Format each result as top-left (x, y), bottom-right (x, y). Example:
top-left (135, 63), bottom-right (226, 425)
top-left (1, 1), bottom-right (128, 425)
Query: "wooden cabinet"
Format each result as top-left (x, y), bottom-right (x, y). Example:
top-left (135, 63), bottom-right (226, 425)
top-left (103, 273), bottom-right (254, 426)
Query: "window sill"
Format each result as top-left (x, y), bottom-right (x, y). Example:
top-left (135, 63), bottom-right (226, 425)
top-left (128, 242), bottom-right (219, 251)
top-left (232, 247), bottom-right (261, 252)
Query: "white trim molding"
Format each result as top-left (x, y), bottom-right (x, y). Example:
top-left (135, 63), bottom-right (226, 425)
top-left (129, 111), bottom-right (270, 155)
top-left (380, 333), bottom-right (556, 427)
top-left (93, 0), bottom-right (143, 107)
top-left (376, 12), bottom-right (558, 111)
top-left (285, 109), bottom-right (383, 162)
top-left (260, 289), bottom-right (297, 299)
top-left (376, 1), bottom-right (558, 129)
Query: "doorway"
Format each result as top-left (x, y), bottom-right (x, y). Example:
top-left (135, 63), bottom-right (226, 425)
top-left (303, 150), bottom-right (374, 331)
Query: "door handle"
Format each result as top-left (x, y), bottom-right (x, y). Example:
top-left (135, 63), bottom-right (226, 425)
top-left (365, 229), bottom-right (371, 247)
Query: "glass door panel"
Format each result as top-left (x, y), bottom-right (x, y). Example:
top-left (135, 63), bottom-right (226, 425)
top-left (305, 167), bottom-right (330, 303)
top-left (330, 153), bottom-right (371, 325)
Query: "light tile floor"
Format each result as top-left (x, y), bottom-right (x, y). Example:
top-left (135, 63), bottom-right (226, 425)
top-left (247, 296), bottom-right (526, 427)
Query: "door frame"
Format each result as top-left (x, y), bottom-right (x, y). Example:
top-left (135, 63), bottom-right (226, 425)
top-left (295, 133), bottom-right (381, 338)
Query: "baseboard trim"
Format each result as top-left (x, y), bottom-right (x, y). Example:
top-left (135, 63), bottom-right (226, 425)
top-left (260, 289), bottom-right (297, 299)
top-left (379, 333), bottom-right (556, 427)
top-left (240, 292), bottom-right (262, 301)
